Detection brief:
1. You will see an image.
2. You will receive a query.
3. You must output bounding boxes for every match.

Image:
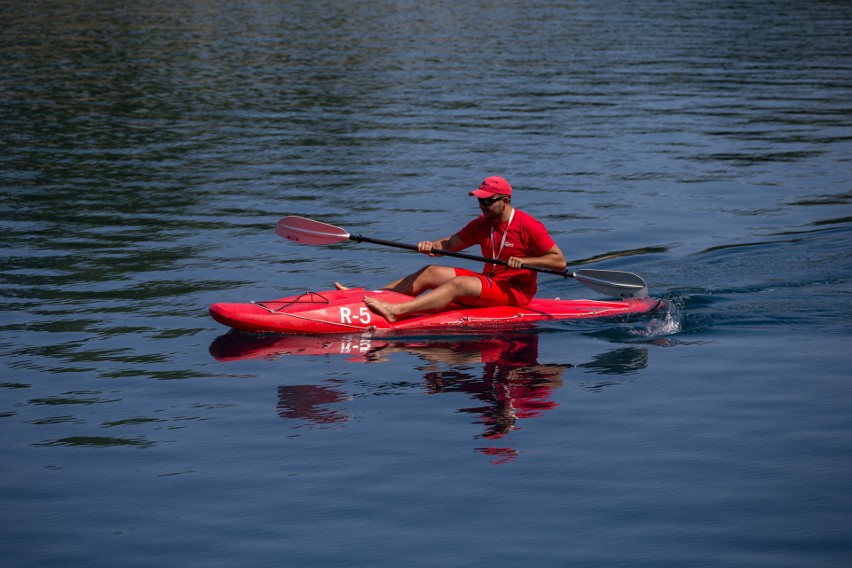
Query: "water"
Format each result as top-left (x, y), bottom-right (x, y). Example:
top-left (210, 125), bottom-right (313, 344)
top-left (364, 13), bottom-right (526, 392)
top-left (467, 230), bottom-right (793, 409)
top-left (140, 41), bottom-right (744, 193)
top-left (2, 1), bottom-right (851, 566)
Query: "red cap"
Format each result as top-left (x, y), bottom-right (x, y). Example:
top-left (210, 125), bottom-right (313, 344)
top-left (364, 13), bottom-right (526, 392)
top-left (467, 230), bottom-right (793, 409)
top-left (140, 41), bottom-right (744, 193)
top-left (470, 176), bottom-right (512, 198)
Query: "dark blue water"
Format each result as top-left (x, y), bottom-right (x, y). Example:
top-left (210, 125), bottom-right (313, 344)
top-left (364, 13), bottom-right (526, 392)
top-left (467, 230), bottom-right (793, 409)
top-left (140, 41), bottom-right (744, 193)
top-left (2, 1), bottom-right (851, 566)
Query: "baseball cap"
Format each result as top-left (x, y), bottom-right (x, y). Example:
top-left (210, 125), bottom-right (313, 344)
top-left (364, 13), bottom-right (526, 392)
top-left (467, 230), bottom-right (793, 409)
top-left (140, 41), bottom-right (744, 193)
top-left (469, 176), bottom-right (512, 198)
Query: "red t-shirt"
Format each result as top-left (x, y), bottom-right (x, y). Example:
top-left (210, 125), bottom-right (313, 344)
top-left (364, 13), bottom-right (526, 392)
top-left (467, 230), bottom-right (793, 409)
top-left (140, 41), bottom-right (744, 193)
top-left (455, 209), bottom-right (557, 304)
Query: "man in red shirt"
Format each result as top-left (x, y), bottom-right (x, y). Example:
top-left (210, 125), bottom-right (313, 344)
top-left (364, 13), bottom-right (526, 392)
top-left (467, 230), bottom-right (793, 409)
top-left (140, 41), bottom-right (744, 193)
top-left (342, 176), bottom-right (566, 323)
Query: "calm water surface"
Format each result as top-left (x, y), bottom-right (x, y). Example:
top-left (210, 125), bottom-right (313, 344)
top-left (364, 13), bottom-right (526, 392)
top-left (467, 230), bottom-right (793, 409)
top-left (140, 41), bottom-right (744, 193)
top-left (2, 1), bottom-right (851, 566)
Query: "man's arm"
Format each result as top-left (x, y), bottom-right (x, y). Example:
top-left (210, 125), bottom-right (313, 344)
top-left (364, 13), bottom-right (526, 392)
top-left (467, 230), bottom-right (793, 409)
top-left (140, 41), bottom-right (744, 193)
top-left (417, 234), bottom-right (467, 255)
top-left (508, 244), bottom-right (566, 271)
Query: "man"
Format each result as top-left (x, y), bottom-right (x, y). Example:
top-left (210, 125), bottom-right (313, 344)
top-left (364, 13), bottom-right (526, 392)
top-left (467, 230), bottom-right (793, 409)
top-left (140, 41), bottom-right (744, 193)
top-left (338, 176), bottom-right (566, 322)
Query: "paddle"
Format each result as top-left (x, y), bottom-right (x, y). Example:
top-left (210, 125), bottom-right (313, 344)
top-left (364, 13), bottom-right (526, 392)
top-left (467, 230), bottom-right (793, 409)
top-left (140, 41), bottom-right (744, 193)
top-left (276, 216), bottom-right (649, 299)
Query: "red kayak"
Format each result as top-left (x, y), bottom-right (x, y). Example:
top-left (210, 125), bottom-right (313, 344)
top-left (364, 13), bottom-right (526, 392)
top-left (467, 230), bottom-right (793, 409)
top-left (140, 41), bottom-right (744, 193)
top-left (209, 287), bottom-right (662, 334)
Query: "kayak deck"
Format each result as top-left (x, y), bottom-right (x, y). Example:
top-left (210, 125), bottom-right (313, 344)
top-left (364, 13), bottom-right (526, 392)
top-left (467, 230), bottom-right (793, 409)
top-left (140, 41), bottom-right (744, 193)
top-left (209, 288), bottom-right (662, 334)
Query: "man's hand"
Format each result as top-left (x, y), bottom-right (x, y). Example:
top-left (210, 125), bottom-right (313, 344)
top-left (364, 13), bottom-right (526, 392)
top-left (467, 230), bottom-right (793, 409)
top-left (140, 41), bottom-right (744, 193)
top-left (417, 241), bottom-right (438, 256)
top-left (506, 256), bottom-right (526, 269)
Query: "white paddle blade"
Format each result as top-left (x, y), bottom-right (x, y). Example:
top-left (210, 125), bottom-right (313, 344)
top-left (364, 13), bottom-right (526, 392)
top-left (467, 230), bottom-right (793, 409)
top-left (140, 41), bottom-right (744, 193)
top-left (574, 269), bottom-right (649, 299)
top-left (276, 216), bottom-right (351, 246)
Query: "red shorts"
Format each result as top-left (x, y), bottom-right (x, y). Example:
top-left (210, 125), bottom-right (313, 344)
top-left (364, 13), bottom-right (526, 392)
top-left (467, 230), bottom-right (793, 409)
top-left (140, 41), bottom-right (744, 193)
top-left (453, 268), bottom-right (530, 308)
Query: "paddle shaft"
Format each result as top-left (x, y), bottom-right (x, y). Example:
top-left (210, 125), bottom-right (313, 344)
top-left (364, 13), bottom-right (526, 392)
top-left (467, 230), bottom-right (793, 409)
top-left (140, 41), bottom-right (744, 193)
top-left (350, 234), bottom-right (574, 279)
top-left (275, 216), bottom-right (649, 298)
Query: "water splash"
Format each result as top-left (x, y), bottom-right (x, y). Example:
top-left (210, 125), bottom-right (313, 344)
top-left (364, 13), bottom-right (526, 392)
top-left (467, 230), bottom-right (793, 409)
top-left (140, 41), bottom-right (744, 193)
top-left (630, 300), bottom-right (682, 339)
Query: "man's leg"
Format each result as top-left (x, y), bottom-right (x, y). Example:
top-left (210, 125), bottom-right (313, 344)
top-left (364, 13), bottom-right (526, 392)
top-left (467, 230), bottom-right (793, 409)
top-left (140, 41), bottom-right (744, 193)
top-left (336, 265), bottom-right (457, 295)
top-left (363, 275), bottom-right (482, 323)
top-left (381, 265), bottom-right (458, 295)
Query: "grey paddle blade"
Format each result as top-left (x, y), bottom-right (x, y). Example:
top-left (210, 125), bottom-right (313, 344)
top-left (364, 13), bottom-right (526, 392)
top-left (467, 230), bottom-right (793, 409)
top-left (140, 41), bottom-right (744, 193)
top-left (573, 269), bottom-right (648, 299)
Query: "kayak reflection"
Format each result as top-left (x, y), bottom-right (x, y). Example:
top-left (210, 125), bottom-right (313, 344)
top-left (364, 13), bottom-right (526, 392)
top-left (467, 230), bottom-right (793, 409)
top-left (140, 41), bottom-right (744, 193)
top-left (210, 331), bottom-right (649, 463)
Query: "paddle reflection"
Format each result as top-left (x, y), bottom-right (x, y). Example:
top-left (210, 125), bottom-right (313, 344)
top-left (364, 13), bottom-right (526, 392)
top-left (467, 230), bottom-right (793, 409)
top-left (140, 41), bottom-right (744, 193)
top-left (210, 331), bottom-right (648, 463)
top-left (277, 381), bottom-right (352, 426)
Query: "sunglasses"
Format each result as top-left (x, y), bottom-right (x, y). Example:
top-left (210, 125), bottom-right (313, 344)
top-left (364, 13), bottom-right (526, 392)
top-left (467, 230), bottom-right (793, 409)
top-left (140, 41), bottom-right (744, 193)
top-left (478, 196), bottom-right (505, 206)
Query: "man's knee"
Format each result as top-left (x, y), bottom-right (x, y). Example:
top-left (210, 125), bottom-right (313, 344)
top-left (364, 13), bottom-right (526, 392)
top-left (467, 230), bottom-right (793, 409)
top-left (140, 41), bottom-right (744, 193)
top-left (420, 265), bottom-right (456, 283)
top-left (448, 275), bottom-right (481, 295)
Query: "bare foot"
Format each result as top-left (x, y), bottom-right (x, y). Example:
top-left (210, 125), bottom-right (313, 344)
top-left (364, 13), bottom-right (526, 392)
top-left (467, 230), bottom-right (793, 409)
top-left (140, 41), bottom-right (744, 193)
top-left (334, 282), bottom-right (350, 291)
top-left (363, 296), bottom-right (398, 323)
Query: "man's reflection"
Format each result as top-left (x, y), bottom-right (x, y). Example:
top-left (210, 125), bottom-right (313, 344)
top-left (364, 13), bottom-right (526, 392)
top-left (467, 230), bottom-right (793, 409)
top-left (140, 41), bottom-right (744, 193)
top-left (405, 338), bottom-right (565, 443)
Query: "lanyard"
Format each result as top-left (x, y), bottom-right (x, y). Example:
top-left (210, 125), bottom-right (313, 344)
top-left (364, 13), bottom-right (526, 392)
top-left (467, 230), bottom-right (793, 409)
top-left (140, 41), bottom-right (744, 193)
top-left (489, 208), bottom-right (515, 278)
